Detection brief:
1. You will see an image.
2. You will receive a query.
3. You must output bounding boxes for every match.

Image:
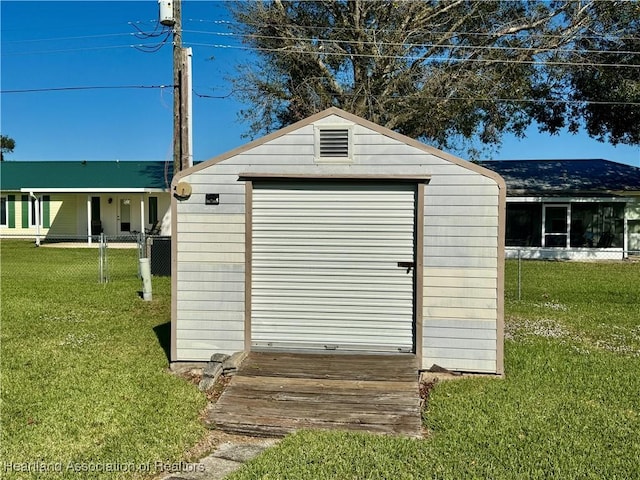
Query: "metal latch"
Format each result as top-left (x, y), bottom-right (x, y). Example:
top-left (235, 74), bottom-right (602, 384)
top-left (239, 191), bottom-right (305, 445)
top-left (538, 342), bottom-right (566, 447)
top-left (397, 261), bottom-right (415, 273)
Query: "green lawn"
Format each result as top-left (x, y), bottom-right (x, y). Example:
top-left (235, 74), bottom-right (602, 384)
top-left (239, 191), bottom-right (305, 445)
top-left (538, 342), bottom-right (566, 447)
top-left (0, 241), bottom-right (207, 479)
top-left (2, 241), bottom-right (639, 479)
top-left (229, 260), bottom-right (640, 480)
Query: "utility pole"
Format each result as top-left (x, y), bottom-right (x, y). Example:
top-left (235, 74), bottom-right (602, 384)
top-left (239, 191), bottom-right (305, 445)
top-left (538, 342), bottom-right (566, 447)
top-left (160, 0), bottom-right (191, 175)
top-left (172, 0), bottom-right (183, 175)
top-left (168, 0), bottom-right (192, 175)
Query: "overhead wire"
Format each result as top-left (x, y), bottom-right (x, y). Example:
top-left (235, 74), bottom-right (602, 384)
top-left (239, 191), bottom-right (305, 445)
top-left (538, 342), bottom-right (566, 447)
top-left (193, 87), bottom-right (640, 107)
top-left (129, 13), bottom-right (172, 52)
top-left (0, 85), bottom-right (173, 94)
top-left (133, 29), bottom-right (173, 53)
top-left (185, 42), bottom-right (640, 69)
top-left (129, 20), bottom-right (166, 39)
top-left (185, 18), bottom-right (640, 42)
top-left (3, 15), bottom-right (637, 66)
top-left (181, 28), bottom-right (640, 58)
top-left (1, 84), bottom-right (636, 108)
top-left (1, 32), bottom-right (140, 44)
top-left (2, 13), bottom-right (637, 106)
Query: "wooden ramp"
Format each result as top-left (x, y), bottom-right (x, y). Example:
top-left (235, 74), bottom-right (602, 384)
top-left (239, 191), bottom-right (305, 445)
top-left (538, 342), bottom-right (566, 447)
top-left (209, 352), bottom-right (421, 437)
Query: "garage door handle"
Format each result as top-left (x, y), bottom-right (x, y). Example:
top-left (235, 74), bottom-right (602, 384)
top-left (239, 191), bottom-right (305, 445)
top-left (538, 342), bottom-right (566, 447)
top-left (397, 261), bottom-right (415, 273)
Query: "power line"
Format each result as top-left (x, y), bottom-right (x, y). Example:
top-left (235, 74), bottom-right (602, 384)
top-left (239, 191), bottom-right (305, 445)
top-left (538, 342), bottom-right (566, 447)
top-left (1, 32), bottom-right (138, 44)
top-left (0, 85), bottom-right (173, 94)
top-left (185, 18), bottom-right (640, 42)
top-left (132, 29), bottom-right (173, 53)
top-left (1, 44), bottom-right (158, 56)
top-left (192, 89), bottom-right (235, 99)
top-left (3, 18), bottom-right (637, 61)
top-left (195, 88), bottom-right (640, 107)
top-left (2, 85), bottom-right (636, 107)
top-left (185, 42), bottom-right (640, 69)
top-left (181, 29), bottom-right (640, 57)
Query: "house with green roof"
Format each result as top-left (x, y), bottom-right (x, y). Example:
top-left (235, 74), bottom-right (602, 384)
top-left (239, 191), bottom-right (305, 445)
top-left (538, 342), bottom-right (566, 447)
top-left (0, 161), bottom-right (172, 243)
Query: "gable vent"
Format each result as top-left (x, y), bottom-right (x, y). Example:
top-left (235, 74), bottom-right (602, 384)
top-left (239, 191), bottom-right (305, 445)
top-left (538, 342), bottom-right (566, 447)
top-left (319, 129), bottom-right (350, 158)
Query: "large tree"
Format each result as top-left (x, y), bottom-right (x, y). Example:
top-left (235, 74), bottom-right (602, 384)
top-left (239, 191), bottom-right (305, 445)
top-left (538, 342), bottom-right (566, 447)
top-left (228, 0), bottom-right (639, 155)
top-left (1, 135), bottom-right (15, 161)
top-left (565, 1), bottom-right (639, 145)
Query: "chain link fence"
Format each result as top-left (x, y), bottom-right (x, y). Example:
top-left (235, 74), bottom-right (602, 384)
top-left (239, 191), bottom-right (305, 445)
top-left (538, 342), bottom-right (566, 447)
top-left (507, 247), bottom-right (640, 301)
top-left (139, 234), bottom-right (172, 277)
top-left (3, 235), bottom-right (636, 293)
top-left (1, 231), bottom-right (173, 283)
top-left (1, 234), bottom-right (146, 283)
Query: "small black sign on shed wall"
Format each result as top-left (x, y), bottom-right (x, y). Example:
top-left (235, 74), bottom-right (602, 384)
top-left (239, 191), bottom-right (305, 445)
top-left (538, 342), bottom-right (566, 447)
top-left (205, 193), bottom-right (220, 205)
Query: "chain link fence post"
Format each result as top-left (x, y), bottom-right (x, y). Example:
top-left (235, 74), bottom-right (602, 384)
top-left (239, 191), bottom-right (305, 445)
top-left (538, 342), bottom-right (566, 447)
top-left (98, 233), bottom-right (109, 283)
top-left (517, 248), bottom-right (522, 301)
top-left (137, 231), bottom-right (147, 279)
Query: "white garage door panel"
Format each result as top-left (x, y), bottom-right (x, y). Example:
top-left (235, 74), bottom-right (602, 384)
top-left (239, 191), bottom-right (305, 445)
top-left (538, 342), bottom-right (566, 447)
top-left (251, 181), bottom-right (416, 353)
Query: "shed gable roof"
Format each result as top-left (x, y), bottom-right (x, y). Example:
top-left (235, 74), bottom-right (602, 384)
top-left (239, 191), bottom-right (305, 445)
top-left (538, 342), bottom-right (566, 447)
top-left (0, 161), bottom-right (171, 191)
top-left (482, 159), bottom-right (640, 196)
top-left (174, 107), bottom-right (504, 188)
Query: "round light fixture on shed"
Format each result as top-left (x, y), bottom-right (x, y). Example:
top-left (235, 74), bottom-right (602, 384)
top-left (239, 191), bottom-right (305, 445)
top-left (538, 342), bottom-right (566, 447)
top-left (175, 182), bottom-right (192, 199)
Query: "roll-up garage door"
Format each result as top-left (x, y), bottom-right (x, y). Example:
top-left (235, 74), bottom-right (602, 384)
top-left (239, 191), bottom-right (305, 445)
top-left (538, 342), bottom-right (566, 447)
top-left (251, 181), bottom-right (416, 353)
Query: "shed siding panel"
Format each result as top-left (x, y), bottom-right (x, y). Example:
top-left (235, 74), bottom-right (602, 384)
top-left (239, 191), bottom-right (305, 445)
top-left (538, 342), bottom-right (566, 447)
top-left (424, 307), bottom-right (497, 320)
top-left (425, 347), bottom-right (496, 361)
top-left (424, 275), bottom-right (497, 289)
top-left (423, 358), bottom-right (497, 373)
top-left (177, 330), bottom-right (244, 341)
top-left (178, 281), bottom-right (244, 292)
top-left (175, 203), bottom-right (247, 357)
top-left (425, 235), bottom-right (497, 248)
top-left (177, 300), bottom-right (244, 311)
top-left (177, 252), bottom-right (244, 263)
top-left (178, 310), bottom-right (244, 321)
top-left (174, 113), bottom-right (502, 372)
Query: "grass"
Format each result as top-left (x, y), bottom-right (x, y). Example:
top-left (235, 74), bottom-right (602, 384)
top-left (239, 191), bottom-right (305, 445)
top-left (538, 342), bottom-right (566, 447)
top-left (228, 259), bottom-right (640, 480)
top-left (2, 242), bottom-right (639, 479)
top-left (0, 240), bottom-right (207, 479)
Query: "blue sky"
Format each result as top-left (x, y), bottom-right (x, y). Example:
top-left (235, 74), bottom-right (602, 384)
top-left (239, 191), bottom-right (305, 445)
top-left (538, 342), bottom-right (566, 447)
top-left (1, 1), bottom-right (639, 167)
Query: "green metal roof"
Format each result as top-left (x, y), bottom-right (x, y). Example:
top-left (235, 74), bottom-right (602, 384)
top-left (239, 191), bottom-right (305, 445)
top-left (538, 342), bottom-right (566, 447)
top-left (0, 161), bottom-right (172, 191)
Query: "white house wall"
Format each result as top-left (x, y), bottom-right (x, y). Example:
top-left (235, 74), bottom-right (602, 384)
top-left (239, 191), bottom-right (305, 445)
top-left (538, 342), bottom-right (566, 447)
top-left (627, 199), bottom-right (640, 221)
top-left (173, 113), bottom-right (503, 374)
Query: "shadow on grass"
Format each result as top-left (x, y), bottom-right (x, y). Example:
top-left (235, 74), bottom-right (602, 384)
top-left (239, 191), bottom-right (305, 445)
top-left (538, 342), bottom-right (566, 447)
top-left (153, 321), bottom-right (171, 362)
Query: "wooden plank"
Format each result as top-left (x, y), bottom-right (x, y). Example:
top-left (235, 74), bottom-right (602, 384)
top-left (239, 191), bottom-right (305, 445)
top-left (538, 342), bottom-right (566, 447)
top-left (238, 355), bottom-right (417, 382)
top-left (210, 413), bottom-right (420, 437)
top-left (210, 353), bottom-right (422, 438)
top-left (246, 351), bottom-right (417, 367)
top-left (230, 375), bottom-right (417, 394)
top-left (211, 408), bottom-right (421, 431)
top-left (222, 384), bottom-right (418, 405)
top-left (214, 398), bottom-right (419, 417)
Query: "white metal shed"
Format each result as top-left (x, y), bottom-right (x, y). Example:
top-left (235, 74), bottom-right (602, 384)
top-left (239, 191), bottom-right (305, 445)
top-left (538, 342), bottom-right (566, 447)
top-left (171, 108), bottom-right (505, 374)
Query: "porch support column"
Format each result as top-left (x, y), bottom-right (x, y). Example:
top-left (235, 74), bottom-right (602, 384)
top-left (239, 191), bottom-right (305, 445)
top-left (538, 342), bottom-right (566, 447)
top-left (140, 195), bottom-right (145, 233)
top-left (30, 192), bottom-right (40, 247)
top-left (87, 195), bottom-right (92, 244)
top-left (624, 216), bottom-right (628, 259)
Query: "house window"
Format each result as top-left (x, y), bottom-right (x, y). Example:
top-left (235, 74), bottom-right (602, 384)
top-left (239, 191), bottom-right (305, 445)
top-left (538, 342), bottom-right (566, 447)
top-left (314, 126), bottom-right (353, 163)
top-left (148, 196), bottom-right (158, 225)
top-left (0, 197), bottom-right (7, 227)
top-left (30, 197), bottom-right (42, 227)
top-left (570, 202), bottom-right (624, 248)
top-left (506, 203), bottom-right (542, 247)
top-left (543, 204), bottom-right (569, 247)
